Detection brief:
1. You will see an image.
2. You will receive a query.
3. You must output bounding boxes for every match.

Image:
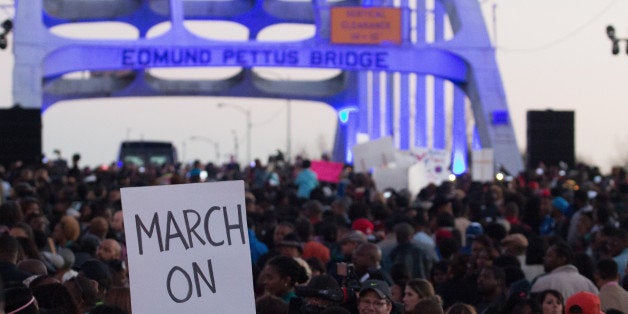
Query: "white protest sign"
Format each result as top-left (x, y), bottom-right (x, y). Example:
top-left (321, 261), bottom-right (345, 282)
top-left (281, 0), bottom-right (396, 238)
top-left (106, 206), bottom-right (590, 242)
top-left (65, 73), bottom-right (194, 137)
top-left (121, 181), bottom-right (255, 314)
top-left (351, 137), bottom-right (396, 173)
top-left (472, 149), bottom-right (495, 182)
top-left (372, 165), bottom-right (408, 193)
top-left (408, 147), bottom-right (452, 188)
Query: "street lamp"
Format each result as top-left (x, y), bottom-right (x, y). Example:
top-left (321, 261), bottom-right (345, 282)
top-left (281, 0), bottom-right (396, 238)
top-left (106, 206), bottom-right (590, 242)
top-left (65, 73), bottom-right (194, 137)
top-left (217, 103), bottom-right (251, 165)
top-left (607, 25), bottom-right (628, 55)
top-left (189, 135), bottom-right (220, 162)
top-left (256, 70), bottom-right (292, 163)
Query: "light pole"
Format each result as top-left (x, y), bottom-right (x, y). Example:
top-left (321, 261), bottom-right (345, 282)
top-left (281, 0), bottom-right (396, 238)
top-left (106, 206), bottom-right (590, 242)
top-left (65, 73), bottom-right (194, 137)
top-left (286, 98), bottom-right (291, 164)
top-left (257, 70), bottom-right (292, 163)
top-left (217, 103), bottom-right (251, 165)
top-left (606, 25), bottom-right (628, 55)
top-left (189, 135), bottom-right (220, 162)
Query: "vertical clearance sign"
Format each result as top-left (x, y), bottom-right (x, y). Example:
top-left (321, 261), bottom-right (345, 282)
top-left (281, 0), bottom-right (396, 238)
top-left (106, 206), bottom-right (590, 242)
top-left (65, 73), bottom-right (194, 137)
top-left (121, 181), bottom-right (255, 313)
top-left (330, 7), bottom-right (402, 45)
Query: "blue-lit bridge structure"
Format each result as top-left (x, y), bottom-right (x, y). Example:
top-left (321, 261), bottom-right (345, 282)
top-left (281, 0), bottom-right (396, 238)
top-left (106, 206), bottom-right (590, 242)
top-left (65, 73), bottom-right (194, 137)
top-left (12, 0), bottom-right (524, 175)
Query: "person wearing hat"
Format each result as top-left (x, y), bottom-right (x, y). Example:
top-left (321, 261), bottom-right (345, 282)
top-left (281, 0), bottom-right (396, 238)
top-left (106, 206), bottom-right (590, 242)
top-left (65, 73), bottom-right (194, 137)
top-left (501, 233), bottom-right (543, 282)
top-left (352, 218), bottom-right (375, 241)
top-left (290, 274), bottom-right (344, 313)
top-left (565, 291), bottom-right (603, 314)
top-left (277, 233), bottom-right (304, 259)
top-left (460, 222), bottom-right (483, 255)
top-left (276, 233), bottom-right (313, 281)
top-left (339, 230), bottom-right (368, 262)
top-left (358, 279), bottom-right (394, 314)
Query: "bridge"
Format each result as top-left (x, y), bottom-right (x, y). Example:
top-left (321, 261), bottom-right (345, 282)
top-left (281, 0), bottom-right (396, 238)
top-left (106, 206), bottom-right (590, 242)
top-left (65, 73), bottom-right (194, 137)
top-left (12, 0), bottom-right (524, 174)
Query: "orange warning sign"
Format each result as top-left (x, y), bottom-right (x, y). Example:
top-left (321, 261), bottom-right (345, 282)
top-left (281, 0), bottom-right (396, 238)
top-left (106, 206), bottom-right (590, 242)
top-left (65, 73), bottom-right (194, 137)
top-left (331, 7), bottom-right (402, 45)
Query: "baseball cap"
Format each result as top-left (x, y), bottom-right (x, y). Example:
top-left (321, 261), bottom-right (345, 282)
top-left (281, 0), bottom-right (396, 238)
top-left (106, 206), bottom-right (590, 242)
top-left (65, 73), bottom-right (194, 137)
top-left (551, 197), bottom-right (570, 214)
top-left (565, 292), bottom-right (603, 314)
top-left (352, 218), bottom-right (374, 235)
top-left (465, 222), bottom-right (484, 240)
top-left (359, 280), bottom-right (392, 301)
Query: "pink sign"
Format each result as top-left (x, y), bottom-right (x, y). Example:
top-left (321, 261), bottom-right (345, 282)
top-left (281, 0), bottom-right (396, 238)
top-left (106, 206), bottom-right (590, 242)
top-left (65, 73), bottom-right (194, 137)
top-left (311, 160), bottom-right (344, 183)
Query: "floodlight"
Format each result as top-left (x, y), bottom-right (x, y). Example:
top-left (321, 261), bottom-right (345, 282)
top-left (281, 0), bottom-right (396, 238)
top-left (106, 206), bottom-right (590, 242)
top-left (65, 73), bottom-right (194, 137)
top-left (607, 25), bottom-right (616, 39)
top-left (1, 19), bottom-right (11, 33)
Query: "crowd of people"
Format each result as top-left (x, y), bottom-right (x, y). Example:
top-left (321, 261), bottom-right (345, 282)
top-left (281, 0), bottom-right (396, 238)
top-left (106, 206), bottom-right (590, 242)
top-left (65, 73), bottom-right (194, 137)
top-left (0, 152), bottom-right (626, 314)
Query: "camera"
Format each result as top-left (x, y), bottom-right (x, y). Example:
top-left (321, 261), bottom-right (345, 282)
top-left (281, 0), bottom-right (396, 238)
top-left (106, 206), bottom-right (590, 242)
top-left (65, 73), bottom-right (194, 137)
top-left (294, 286), bottom-right (344, 303)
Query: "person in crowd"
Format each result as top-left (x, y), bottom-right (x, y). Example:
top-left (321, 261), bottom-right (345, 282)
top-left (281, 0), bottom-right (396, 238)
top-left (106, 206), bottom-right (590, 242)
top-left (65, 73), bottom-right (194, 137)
top-left (0, 201), bottom-right (24, 228)
top-left (436, 254), bottom-right (476, 309)
top-left (3, 282), bottom-right (40, 314)
top-left (523, 235), bottom-right (548, 282)
top-left (606, 228), bottom-right (628, 276)
top-left (96, 239), bottom-right (121, 263)
top-left (295, 159), bottom-right (318, 201)
top-left (339, 230), bottom-right (368, 263)
top-left (567, 190), bottom-right (593, 246)
top-left (409, 298), bottom-right (444, 314)
top-left (31, 282), bottom-right (80, 314)
top-left (389, 222), bottom-right (433, 280)
top-left (474, 265), bottom-right (507, 314)
top-left (258, 255), bottom-right (309, 303)
top-left (389, 281), bottom-right (405, 304)
top-left (564, 292), bottom-right (603, 314)
top-left (352, 243), bottom-right (391, 284)
top-left (51, 247), bottom-right (77, 283)
top-left (0, 234), bottom-right (32, 284)
top-left (535, 289), bottom-right (564, 314)
top-left (17, 259), bottom-right (47, 277)
top-left (501, 233), bottom-right (536, 279)
top-left (109, 210), bottom-right (125, 243)
top-left (289, 274), bottom-right (343, 313)
top-left (273, 221), bottom-right (296, 251)
top-left (78, 259), bottom-right (113, 302)
top-left (63, 274), bottom-right (100, 314)
top-left (594, 258), bottom-right (628, 313)
top-left (256, 294), bottom-right (289, 314)
top-left (445, 303), bottom-right (476, 314)
top-left (104, 287), bottom-right (132, 314)
top-left (276, 233), bottom-right (304, 259)
top-left (89, 304), bottom-right (127, 314)
top-left (530, 242), bottom-right (598, 299)
top-left (357, 279), bottom-right (394, 314)
top-left (51, 215), bottom-right (81, 251)
top-left (402, 278), bottom-right (440, 313)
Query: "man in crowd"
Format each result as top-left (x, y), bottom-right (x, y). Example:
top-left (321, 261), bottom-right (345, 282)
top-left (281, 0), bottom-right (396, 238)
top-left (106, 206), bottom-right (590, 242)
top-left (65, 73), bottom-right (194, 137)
top-left (595, 258), bottom-right (628, 313)
top-left (357, 280), bottom-right (394, 314)
top-left (353, 243), bottom-right (391, 284)
top-left (530, 242), bottom-right (598, 299)
top-left (475, 265), bottom-right (507, 314)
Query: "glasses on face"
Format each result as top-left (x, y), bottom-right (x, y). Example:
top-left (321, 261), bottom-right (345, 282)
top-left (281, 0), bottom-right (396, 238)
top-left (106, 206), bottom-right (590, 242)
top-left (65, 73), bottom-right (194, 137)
top-left (359, 298), bottom-right (389, 307)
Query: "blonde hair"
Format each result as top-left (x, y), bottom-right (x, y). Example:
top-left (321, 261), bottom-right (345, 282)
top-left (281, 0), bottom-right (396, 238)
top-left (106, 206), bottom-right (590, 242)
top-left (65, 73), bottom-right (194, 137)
top-left (60, 215), bottom-right (80, 242)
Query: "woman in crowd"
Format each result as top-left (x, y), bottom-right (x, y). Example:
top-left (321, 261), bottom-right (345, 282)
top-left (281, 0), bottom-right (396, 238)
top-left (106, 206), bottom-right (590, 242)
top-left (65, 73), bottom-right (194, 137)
top-left (535, 289), bottom-right (564, 314)
top-left (258, 255), bottom-right (309, 303)
top-left (403, 278), bottom-right (441, 313)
